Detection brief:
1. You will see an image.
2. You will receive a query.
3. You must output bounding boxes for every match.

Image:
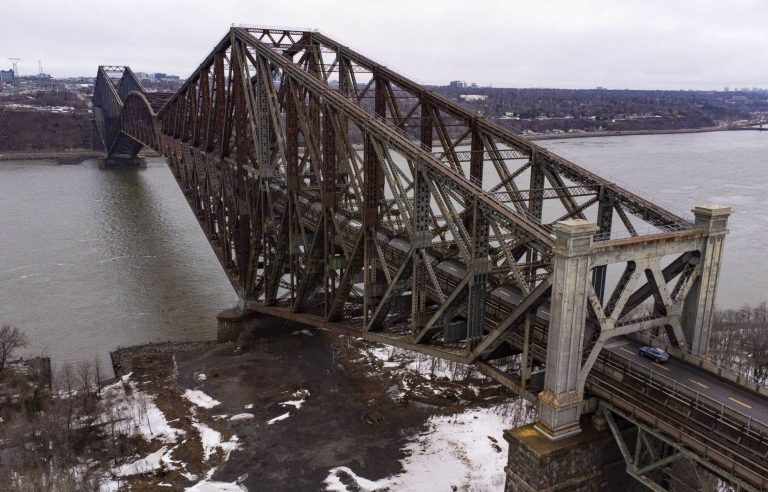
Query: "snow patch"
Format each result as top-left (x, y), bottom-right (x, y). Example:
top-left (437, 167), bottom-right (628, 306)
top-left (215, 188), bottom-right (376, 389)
top-left (186, 480), bottom-right (248, 491)
top-left (323, 402), bottom-right (533, 491)
top-left (99, 376), bottom-right (185, 444)
top-left (267, 412), bottom-right (291, 425)
top-left (184, 389), bottom-right (221, 409)
top-left (229, 413), bottom-right (255, 421)
top-left (192, 421), bottom-right (240, 461)
top-left (112, 446), bottom-right (177, 477)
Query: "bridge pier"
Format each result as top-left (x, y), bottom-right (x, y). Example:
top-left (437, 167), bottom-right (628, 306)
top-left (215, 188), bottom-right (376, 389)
top-left (216, 307), bottom-right (258, 343)
top-left (682, 204), bottom-right (731, 355)
top-left (536, 220), bottom-right (599, 439)
top-left (101, 156), bottom-right (146, 169)
top-left (505, 418), bottom-right (642, 492)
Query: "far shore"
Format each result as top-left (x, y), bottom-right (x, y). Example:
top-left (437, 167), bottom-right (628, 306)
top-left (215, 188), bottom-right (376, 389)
top-left (0, 126), bottom-right (758, 163)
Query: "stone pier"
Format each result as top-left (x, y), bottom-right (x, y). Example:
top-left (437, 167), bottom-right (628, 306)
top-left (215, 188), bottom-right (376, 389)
top-left (505, 419), bottom-right (640, 491)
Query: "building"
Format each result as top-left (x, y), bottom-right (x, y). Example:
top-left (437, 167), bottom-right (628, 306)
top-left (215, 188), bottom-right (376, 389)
top-left (0, 69), bottom-right (14, 83)
top-left (459, 94), bottom-right (488, 102)
top-left (449, 80), bottom-right (466, 89)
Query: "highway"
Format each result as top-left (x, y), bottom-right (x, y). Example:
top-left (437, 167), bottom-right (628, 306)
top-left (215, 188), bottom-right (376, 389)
top-left (606, 338), bottom-right (768, 425)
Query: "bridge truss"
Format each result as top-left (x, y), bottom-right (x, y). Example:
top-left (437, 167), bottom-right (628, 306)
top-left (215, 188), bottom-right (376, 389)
top-left (93, 27), bottom-right (768, 490)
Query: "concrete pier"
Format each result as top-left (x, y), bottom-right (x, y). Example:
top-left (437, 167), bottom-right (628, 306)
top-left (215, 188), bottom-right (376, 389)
top-left (216, 307), bottom-right (258, 343)
top-left (505, 421), bottom-right (639, 491)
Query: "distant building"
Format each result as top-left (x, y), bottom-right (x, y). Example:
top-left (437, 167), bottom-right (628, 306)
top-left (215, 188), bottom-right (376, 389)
top-left (153, 72), bottom-right (167, 80)
top-left (449, 80), bottom-right (466, 89)
top-left (724, 86), bottom-right (730, 92)
top-left (134, 71), bottom-right (152, 80)
top-left (0, 69), bottom-right (14, 82)
top-left (460, 94), bottom-right (488, 102)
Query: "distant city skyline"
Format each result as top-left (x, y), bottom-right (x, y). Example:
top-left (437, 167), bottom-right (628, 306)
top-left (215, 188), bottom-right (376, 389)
top-left (2, 0), bottom-right (767, 90)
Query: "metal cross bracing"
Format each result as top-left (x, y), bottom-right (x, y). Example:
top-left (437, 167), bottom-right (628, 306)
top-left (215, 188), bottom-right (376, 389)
top-left (93, 26), bottom-right (768, 490)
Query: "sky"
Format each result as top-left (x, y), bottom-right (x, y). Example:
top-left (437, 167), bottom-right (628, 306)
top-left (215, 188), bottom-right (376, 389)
top-left (2, 0), bottom-right (767, 90)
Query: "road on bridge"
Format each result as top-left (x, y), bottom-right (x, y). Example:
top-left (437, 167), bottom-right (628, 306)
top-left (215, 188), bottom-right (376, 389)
top-left (607, 339), bottom-right (768, 424)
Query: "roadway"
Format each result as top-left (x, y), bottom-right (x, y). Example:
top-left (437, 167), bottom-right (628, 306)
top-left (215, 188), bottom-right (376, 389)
top-left (606, 338), bottom-right (768, 425)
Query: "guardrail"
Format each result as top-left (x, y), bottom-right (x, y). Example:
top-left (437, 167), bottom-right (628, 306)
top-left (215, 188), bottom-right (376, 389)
top-left (631, 331), bottom-right (768, 398)
top-left (597, 349), bottom-right (768, 439)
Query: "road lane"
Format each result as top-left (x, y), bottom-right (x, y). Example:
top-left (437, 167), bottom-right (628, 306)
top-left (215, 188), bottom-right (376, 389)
top-left (605, 338), bottom-right (768, 425)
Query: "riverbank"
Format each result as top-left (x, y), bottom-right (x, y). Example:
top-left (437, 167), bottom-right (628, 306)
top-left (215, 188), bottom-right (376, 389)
top-left (0, 148), bottom-right (162, 162)
top-left (0, 148), bottom-right (104, 162)
top-left (526, 125), bottom-right (733, 141)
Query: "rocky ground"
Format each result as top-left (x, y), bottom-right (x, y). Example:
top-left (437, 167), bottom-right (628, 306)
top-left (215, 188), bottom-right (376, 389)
top-left (105, 315), bottom-right (533, 491)
top-left (0, 314), bottom-right (533, 491)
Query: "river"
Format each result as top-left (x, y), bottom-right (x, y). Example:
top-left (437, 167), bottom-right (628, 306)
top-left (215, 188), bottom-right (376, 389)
top-left (0, 130), bottom-right (765, 374)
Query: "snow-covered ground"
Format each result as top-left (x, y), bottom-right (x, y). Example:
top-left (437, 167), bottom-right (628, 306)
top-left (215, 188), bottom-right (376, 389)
top-left (324, 402), bottom-right (532, 492)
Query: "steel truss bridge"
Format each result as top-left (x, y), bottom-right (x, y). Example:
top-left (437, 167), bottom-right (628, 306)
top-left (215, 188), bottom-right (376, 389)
top-left (93, 27), bottom-right (768, 490)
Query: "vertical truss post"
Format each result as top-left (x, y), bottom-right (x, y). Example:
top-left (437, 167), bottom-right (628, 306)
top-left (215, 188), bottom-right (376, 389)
top-left (469, 122), bottom-right (483, 185)
top-left (536, 219), bottom-right (599, 440)
top-left (362, 73), bottom-right (386, 324)
top-left (231, 44), bottom-right (253, 303)
top-left (255, 54), bottom-right (273, 178)
top-left (412, 164), bottom-right (431, 334)
top-left (592, 188), bottom-right (613, 301)
top-left (286, 77), bottom-right (300, 305)
top-left (682, 205), bottom-right (731, 354)
top-left (466, 201), bottom-right (489, 345)
top-left (520, 310), bottom-right (534, 390)
top-left (527, 153), bottom-right (545, 286)
top-left (420, 94), bottom-right (432, 150)
top-left (323, 105), bottom-right (338, 317)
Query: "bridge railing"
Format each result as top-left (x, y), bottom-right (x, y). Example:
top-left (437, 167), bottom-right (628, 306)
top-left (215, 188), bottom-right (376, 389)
top-left (630, 331), bottom-right (768, 398)
top-left (597, 349), bottom-right (768, 439)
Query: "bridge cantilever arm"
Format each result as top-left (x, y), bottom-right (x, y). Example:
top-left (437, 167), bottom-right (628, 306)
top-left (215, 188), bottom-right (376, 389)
top-left (233, 27), bottom-right (555, 251)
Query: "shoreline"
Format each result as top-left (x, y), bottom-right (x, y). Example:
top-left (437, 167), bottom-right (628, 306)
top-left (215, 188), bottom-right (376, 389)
top-left (0, 148), bottom-right (104, 162)
top-left (0, 127), bottom-right (755, 163)
top-left (525, 125), bottom-right (735, 141)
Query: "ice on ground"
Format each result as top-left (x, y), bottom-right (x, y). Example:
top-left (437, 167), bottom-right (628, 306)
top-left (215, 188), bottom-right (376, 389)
top-left (193, 421), bottom-right (240, 461)
top-left (184, 389), bottom-right (221, 409)
top-left (185, 480), bottom-right (248, 492)
top-left (292, 329), bottom-right (314, 336)
top-left (230, 413), bottom-right (255, 421)
top-left (244, 404), bottom-right (253, 409)
top-left (267, 412), bottom-right (291, 425)
top-left (324, 402), bottom-right (533, 491)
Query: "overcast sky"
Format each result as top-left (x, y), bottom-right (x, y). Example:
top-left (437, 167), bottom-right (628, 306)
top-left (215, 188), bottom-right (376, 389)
top-left (2, 0), bottom-right (766, 90)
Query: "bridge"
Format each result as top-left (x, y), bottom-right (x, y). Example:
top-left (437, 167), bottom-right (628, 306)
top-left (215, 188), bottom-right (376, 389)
top-left (92, 27), bottom-right (768, 491)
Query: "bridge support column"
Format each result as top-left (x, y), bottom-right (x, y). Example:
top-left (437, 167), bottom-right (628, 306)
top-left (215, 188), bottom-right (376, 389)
top-left (682, 204), bottom-right (731, 355)
top-left (536, 219), bottom-right (598, 440)
top-left (216, 307), bottom-right (258, 343)
top-left (504, 420), bottom-right (640, 492)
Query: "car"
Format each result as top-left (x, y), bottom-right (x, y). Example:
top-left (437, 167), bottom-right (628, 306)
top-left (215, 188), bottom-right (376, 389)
top-left (638, 346), bottom-right (670, 363)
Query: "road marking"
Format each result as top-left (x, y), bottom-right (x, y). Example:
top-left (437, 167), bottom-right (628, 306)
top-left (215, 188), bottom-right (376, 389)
top-left (729, 397), bottom-right (753, 409)
top-left (652, 362), bottom-right (671, 372)
top-left (620, 347), bottom-right (636, 356)
top-left (688, 379), bottom-right (709, 389)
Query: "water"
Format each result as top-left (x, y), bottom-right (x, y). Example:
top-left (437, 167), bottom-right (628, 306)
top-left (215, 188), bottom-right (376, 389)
top-left (541, 131), bottom-right (768, 309)
top-left (0, 158), bottom-right (237, 375)
top-left (0, 131), bottom-right (765, 373)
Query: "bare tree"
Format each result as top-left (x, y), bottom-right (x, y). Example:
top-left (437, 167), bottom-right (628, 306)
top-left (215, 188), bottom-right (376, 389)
top-left (0, 324), bottom-right (29, 373)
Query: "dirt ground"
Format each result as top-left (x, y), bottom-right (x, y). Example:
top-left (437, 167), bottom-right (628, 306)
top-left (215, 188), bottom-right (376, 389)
top-left (114, 314), bottom-right (514, 490)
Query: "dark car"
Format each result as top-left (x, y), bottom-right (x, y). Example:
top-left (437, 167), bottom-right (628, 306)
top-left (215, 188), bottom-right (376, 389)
top-left (638, 346), bottom-right (669, 363)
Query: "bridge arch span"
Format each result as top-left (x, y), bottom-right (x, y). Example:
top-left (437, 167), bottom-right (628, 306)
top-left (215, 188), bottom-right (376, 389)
top-left (121, 91), bottom-right (158, 151)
